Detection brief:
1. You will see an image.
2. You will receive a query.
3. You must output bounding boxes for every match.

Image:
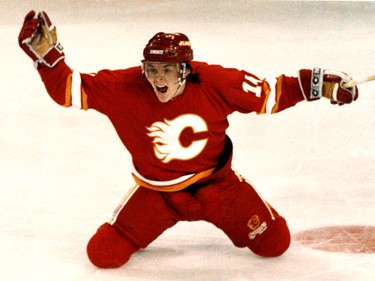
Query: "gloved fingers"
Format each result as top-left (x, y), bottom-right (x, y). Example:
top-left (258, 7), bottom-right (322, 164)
top-left (23, 10), bottom-right (36, 23)
top-left (37, 11), bottom-right (55, 45)
top-left (38, 11), bottom-right (53, 30)
top-left (20, 11), bottom-right (40, 44)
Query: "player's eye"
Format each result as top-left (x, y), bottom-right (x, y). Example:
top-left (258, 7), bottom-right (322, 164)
top-left (163, 68), bottom-right (172, 75)
top-left (148, 67), bottom-right (157, 74)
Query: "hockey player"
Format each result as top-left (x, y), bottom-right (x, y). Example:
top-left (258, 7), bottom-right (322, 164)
top-left (18, 11), bottom-right (358, 268)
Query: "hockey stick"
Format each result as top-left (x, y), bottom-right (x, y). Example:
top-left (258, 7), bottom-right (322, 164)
top-left (343, 75), bottom-right (375, 88)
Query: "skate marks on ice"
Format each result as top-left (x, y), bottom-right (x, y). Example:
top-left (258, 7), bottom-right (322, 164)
top-left (293, 225), bottom-right (375, 254)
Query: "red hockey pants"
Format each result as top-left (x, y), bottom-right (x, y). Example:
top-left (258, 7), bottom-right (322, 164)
top-left (86, 166), bottom-right (291, 268)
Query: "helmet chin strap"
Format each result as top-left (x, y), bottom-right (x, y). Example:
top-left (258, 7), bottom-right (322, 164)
top-left (171, 78), bottom-right (186, 100)
top-left (171, 62), bottom-right (188, 100)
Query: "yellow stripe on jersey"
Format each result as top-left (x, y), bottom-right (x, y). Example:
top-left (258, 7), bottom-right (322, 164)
top-left (132, 167), bottom-right (215, 192)
top-left (64, 71), bottom-right (88, 110)
top-left (271, 75), bottom-right (284, 114)
top-left (64, 72), bottom-right (73, 107)
top-left (258, 80), bottom-right (271, 114)
top-left (82, 88), bottom-right (89, 110)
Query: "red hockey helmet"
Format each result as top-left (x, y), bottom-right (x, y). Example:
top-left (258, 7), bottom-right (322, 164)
top-left (143, 32), bottom-right (193, 63)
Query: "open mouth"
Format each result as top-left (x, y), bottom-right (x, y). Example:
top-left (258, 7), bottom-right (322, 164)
top-left (156, 86), bottom-right (168, 94)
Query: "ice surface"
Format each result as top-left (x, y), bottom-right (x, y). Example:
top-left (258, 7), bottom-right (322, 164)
top-left (1, 1), bottom-right (374, 280)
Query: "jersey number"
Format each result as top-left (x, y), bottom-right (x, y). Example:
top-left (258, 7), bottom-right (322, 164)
top-left (242, 75), bottom-right (262, 98)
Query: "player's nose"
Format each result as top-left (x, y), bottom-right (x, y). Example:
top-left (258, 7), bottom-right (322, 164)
top-left (153, 75), bottom-right (165, 82)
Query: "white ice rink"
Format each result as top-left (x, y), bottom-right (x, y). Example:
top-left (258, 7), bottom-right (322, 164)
top-left (1, 1), bottom-right (375, 280)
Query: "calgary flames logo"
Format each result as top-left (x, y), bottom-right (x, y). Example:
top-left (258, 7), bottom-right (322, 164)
top-left (247, 215), bottom-right (268, 240)
top-left (247, 215), bottom-right (261, 230)
top-left (146, 114), bottom-right (208, 163)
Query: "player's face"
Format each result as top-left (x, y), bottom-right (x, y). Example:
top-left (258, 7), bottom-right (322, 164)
top-left (144, 62), bottom-right (185, 103)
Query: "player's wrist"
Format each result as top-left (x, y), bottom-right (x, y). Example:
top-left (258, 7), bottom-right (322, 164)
top-left (34, 42), bottom-right (65, 68)
top-left (298, 68), bottom-right (358, 105)
top-left (298, 68), bottom-right (323, 101)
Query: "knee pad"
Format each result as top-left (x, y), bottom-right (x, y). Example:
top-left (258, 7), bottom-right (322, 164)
top-left (86, 223), bottom-right (140, 268)
top-left (249, 217), bottom-right (291, 257)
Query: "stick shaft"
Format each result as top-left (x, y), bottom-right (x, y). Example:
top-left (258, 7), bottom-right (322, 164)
top-left (343, 75), bottom-right (375, 88)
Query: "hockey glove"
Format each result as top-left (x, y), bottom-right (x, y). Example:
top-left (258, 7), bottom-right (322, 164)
top-left (298, 68), bottom-right (358, 105)
top-left (18, 10), bottom-right (64, 68)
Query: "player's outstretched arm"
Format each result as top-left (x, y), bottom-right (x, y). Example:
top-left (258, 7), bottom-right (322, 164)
top-left (18, 10), bottom-right (65, 68)
top-left (298, 68), bottom-right (358, 105)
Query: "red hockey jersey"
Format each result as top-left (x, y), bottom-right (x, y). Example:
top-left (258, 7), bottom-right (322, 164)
top-left (38, 61), bottom-right (304, 183)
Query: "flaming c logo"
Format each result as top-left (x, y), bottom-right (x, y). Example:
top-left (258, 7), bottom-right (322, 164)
top-left (146, 114), bottom-right (208, 163)
top-left (247, 215), bottom-right (261, 230)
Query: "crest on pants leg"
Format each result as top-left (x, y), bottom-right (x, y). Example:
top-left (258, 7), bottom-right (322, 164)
top-left (247, 215), bottom-right (268, 240)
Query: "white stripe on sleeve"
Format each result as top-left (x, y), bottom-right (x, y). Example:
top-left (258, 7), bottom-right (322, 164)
top-left (71, 70), bottom-right (82, 108)
top-left (265, 78), bottom-right (277, 114)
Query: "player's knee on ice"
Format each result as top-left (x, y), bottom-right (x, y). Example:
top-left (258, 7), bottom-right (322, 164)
top-left (248, 217), bottom-right (291, 257)
top-left (86, 223), bottom-right (139, 268)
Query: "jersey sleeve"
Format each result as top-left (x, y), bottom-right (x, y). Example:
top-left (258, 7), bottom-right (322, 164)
top-left (37, 60), bottom-right (73, 107)
top-left (37, 60), bottom-right (121, 115)
top-left (229, 70), bottom-right (306, 114)
top-left (268, 74), bottom-right (306, 114)
top-left (193, 62), bottom-right (305, 115)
